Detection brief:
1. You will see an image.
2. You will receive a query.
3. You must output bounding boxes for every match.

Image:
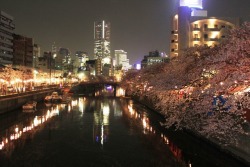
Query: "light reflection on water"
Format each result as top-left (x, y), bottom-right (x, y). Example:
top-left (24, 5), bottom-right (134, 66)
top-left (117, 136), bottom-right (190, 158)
top-left (125, 99), bottom-right (186, 164)
top-left (0, 103), bottom-right (67, 152)
top-left (93, 99), bottom-right (112, 146)
top-left (0, 97), bottom-right (187, 166)
top-left (0, 95), bottom-right (245, 167)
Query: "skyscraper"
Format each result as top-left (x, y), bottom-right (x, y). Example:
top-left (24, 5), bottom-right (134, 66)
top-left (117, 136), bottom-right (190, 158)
top-left (94, 20), bottom-right (111, 64)
top-left (0, 11), bottom-right (15, 64)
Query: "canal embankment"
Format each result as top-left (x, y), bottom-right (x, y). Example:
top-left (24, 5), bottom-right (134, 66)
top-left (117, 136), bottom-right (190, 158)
top-left (131, 95), bottom-right (250, 167)
top-left (0, 87), bottom-right (60, 114)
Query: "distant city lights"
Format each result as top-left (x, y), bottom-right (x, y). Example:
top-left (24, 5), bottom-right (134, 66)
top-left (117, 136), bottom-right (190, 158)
top-left (136, 64), bottom-right (141, 70)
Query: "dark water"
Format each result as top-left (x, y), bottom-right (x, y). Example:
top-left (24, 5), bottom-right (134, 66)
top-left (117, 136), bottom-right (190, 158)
top-left (0, 97), bottom-right (248, 167)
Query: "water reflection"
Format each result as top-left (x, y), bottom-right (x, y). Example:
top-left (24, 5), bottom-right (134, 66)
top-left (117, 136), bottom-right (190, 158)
top-left (0, 103), bottom-right (68, 155)
top-left (0, 97), bottom-right (187, 165)
top-left (125, 99), bottom-right (187, 165)
top-left (0, 96), bottom-right (245, 167)
top-left (93, 99), bottom-right (113, 147)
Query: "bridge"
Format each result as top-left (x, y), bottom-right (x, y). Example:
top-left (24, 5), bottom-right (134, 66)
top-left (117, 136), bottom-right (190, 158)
top-left (78, 81), bottom-right (120, 86)
top-left (69, 81), bottom-right (121, 97)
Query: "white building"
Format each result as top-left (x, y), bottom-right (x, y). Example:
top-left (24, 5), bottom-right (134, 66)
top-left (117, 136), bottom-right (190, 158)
top-left (114, 50), bottom-right (131, 70)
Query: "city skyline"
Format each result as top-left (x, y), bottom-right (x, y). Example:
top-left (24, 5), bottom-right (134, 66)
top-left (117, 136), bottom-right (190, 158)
top-left (0, 0), bottom-right (249, 64)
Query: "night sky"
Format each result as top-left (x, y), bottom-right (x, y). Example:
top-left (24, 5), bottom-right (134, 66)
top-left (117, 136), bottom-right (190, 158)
top-left (1, 0), bottom-right (250, 64)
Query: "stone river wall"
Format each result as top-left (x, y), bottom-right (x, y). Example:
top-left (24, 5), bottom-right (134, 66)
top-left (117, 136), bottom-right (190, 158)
top-left (0, 89), bottom-right (57, 114)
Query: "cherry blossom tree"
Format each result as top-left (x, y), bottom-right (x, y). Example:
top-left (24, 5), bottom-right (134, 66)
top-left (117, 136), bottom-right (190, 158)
top-left (121, 22), bottom-right (250, 144)
top-left (0, 65), bottom-right (34, 93)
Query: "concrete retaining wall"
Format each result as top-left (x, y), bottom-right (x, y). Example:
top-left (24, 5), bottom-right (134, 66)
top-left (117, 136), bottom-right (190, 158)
top-left (0, 89), bottom-right (56, 114)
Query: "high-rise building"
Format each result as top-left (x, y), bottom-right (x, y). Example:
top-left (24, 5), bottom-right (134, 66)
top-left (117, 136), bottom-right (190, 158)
top-left (170, 1), bottom-right (240, 58)
top-left (114, 50), bottom-right (131, 70)
top-left (0, 11), bottom-right (15, 64)
top-left (13, 34), bottom-right (33, 68)
top-left (94, 20), bottom-right (113, 76)
top-left (94, 20), bottom-right (111, 63)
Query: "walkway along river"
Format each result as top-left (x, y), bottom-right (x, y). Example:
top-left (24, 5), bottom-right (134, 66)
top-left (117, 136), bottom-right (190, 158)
top-left (0, 96), bottom-right (249, 167)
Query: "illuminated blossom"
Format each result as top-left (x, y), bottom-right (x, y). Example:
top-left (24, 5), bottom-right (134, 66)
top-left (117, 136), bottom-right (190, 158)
top-left (121, 22), bottom-right (250, 144)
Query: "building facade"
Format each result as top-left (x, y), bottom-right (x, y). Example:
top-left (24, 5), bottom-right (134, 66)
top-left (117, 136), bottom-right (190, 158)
top-left (13, 34), bottom-right (33, 68)
top-left (141, 50), bottom-right (169, 68)
top-left (72, 51), bottom-right (89, 79)
top-left (114, 50), bottom-right (131, 70)
top-left (75, 51), bottom-right (89, 69)
top-left (0, 11), bottom-right (15, 64)
top-left (170, 1), bottom-right (240, 58)
top-left (56, 47), bottom-right (71, 72)
top-left (37, 53), bottom-right (50, 73)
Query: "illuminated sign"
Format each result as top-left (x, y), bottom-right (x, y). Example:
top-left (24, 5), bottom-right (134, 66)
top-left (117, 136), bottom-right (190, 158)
top-left (136, 64), bottom-right (141, 70)
top-left (180, 0), bottom-right (203, 9)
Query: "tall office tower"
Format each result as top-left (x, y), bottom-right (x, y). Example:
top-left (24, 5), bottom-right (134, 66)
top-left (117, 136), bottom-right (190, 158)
top-left (114, 50), bottom-right (131, 70)
top-left (170, 0), bottom-right (239, 58)
top-left (94, 20), bottom-right (111, 64)
top-left (0, 11), bottom-right (15, 64)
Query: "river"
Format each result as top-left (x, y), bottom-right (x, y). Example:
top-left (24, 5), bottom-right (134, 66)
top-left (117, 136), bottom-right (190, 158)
top-left (0, 95), bottom-right (248, 167)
